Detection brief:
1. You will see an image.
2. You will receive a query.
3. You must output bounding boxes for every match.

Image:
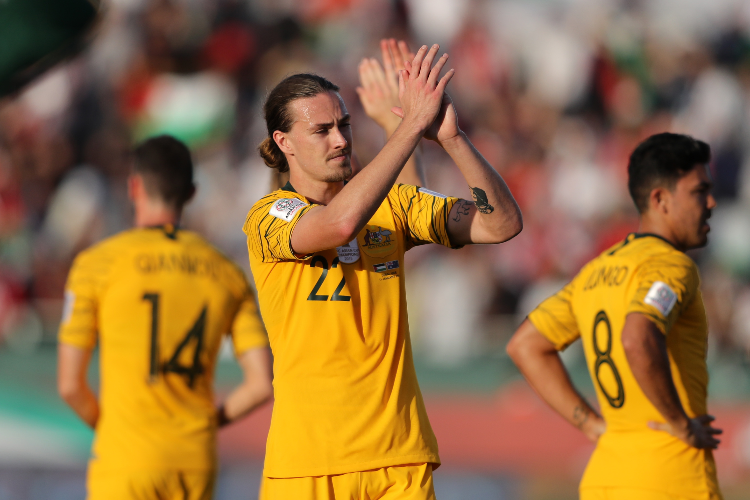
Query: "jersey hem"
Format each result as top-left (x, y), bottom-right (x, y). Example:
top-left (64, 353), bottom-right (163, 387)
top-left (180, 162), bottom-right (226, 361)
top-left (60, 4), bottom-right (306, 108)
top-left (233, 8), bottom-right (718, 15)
top-left (262, 453), bottom-right (441, 478)
top-left (89, 461), bottom-right (218, 472)
top-left (580, 478), bottom-right (716, 499)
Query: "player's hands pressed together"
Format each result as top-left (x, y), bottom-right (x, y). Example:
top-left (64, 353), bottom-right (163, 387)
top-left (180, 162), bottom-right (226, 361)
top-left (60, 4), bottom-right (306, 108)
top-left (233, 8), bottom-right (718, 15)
top-left (397, 44), bottom-right (454, 135)
top-left (649, 414), bottom-right (722, 450)
top-left (356, 39), bottom-right (425, 186)
top-left (289, 44), bottom-right (453, 255)
top-left (356, 39), bottom-right (414, 132)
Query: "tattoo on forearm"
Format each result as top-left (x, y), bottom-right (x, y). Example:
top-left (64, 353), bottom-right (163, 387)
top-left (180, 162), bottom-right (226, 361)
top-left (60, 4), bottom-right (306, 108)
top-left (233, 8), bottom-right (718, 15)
top-left (573, 404), bottom-right (590, 429)
top-left (452, 200), bottom-right (471, 222)
top-left (470, 187), bottom-right (494, 214)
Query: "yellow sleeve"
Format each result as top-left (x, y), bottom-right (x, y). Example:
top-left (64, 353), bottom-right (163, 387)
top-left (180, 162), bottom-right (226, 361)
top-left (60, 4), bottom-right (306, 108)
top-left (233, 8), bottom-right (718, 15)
top-left (58, 251), bottom-right (100, 350)
top-left (230, 287), bottom-right (269, 355)
top-left (626, 253), bottom-right (699, 335)
top-left (527, 281), bottom-right (580, 351)
top-left (243, 194), bottom-right (318, 262)
top-left (389, 184), bottom-right (461, 250)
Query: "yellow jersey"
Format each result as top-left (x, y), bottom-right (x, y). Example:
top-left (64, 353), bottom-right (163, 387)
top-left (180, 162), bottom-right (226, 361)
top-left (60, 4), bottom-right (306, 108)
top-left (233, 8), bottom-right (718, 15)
top-left (528, 233), bottom-right (720, 499)
top-left (58, 226), bottom-right (268, 471)
top-left (243, 182), bottom-right (460, 478)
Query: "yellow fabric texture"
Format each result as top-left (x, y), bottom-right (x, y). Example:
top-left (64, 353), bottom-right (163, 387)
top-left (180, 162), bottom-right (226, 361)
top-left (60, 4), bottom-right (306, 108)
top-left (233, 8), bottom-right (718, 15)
top-left (87, 464), bottom-right (215, 500)
top-left (581, 487), bottom-right (722, 500)
top-left (528, 233), bottom-right (720, 500)
top-left (259, 463), bottom-right (435, 500)
top-left (59, 226), bottom-right (268, 471)
top-left (244, 183), bottom-right (459, 477)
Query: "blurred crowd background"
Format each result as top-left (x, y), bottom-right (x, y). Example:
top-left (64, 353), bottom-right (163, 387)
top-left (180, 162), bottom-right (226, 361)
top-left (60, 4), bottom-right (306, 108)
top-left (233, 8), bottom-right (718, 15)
top-left (4, 0), bottom-right (750, 381)
top-left (4, 0), bottom-right (750, 498)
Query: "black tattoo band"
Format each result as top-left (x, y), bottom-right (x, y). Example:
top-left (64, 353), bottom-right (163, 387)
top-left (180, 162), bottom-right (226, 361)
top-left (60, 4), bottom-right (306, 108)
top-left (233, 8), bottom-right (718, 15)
top-left (470, 187), bottom-right (494, 214)
top-left (452, 200), bottom-right (471, 222)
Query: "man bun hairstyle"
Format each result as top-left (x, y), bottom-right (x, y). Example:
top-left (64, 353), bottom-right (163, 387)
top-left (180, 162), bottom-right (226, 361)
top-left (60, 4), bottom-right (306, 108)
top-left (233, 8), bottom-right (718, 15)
top-left (627, 132), bottom-right (711, 213)
top-left (133, 135), bottom-right (195, 209)
top-left (259, 73), bottom-right (340, 173)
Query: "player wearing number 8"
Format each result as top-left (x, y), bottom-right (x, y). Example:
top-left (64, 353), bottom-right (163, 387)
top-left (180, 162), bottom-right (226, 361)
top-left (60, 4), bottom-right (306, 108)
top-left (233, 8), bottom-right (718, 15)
top-left (57, 136), bottom-right (273, 500)
top-left (244, 44), bottom-right (522, 499)
top-left (507, 133), bottom-right (722, 500)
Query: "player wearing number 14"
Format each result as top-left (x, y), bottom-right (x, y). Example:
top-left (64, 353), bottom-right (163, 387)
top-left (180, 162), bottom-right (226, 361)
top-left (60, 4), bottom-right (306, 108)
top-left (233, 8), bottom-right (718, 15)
top-left (57, 136), bottom-right (272, 500)
top-left (508, 133), bottom-right (722, 500)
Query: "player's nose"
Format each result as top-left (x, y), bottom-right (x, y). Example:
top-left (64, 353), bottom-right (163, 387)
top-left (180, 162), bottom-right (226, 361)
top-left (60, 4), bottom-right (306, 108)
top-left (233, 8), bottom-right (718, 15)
top-left (330, 126), bottom-right (349, 149)
top-left (706, 192), bottom-right (717, 210)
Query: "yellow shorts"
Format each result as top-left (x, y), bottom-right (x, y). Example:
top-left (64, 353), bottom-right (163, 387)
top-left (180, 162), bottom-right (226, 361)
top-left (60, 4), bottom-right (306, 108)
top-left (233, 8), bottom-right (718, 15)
top-left (87, 466), bottom-right (216, 500)
top-left (260, 463), bottom-right (435, 500)
top-left (580, 487), bottom-right (722, 500)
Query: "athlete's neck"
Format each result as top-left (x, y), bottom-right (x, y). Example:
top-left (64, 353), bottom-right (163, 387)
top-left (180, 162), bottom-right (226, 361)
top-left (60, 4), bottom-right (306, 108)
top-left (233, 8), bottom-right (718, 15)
top-left (287, 171), bottom-right (345, 205)
top-left (133, 199), bottom-right (182, 228)
top-left (638, 215), bottom-right (684, 252)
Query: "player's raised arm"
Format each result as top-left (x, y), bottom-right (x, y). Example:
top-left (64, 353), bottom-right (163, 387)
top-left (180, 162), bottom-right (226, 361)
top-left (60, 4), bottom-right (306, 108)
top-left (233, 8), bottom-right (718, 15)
top-left (356, 39), bottom-right (425, 187)
top-left (507, 319), bottom-right (605, 442)
top-left (288, 44), bottom-right (453, 256)
top-left (393, 92), bottom-right (522, 246)
top-left (622, 313), bottom-right (722, 449)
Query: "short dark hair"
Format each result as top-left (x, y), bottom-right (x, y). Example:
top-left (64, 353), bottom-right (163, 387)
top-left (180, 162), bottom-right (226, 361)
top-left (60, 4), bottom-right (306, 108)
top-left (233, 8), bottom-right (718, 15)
top-left (627, 133), bottom-right (711, 213)
top-left (133, 135), bottom-right (195, 209)
top-left (258, 73), bottom-right (340, 173)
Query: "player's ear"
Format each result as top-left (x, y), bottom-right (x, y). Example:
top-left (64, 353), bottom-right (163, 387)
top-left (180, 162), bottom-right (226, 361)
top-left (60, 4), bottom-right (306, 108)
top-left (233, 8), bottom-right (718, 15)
top-left (273, 130), bottom-right (293, 156)
top-left (127, 174), bottom-right (141, 202)
top-left (649, 186), bottom-right (669, 214)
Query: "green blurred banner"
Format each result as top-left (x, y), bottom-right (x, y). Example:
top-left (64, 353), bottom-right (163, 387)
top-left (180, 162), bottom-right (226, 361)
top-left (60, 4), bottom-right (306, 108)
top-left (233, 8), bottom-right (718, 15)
top-left (0, 0), bottom-right (99, 97)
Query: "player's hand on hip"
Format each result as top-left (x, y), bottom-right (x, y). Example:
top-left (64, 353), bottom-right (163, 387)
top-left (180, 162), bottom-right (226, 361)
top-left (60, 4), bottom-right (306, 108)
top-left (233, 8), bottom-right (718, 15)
top-left (392, 44), bottom-right (454, 135)
top-left (648, 414), bottom-right (722, 449)
top-left (582, 415), bottom-right (606, 443)
top-left (356, 39), bottom-right (414, 131)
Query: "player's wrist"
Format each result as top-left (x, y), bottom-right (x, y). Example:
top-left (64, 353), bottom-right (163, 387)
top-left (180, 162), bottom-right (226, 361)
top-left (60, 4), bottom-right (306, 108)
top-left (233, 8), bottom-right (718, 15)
top-left (669, 415), bottom-right (692, 438)
top-left (581, 414), bottom-right (605, 439)
top-left (437, 130), bottom-right (466, 151)
top-left (396, 116), bottom-right (430, 139)
top-left (216, 405), bottom-right (230, 428)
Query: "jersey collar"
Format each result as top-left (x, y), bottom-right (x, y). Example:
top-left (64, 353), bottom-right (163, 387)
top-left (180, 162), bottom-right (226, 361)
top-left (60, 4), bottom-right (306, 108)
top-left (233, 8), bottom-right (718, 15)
top-left (630, 232), bottom-right (677, 249)
top-left (147, 224), bottom-right (179, 240)
top-left (281, 181), bottom-right (297, 193)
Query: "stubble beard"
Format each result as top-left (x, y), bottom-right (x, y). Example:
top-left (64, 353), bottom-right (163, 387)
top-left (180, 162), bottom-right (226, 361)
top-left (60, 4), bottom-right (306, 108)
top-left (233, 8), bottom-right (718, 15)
top-left (321, 159), bottom-right (352, 183)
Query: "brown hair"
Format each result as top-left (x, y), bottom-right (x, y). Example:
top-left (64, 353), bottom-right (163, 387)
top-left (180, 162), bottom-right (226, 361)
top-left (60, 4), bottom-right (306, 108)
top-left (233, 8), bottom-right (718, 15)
top-left (258, 73), bottom-right (340, 173)
top-left (133, 135), bottom-right (195, 209)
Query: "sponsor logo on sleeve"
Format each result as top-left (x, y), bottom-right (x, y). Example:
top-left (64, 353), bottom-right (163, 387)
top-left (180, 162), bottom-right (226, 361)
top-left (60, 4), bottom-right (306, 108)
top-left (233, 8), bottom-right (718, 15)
top-left (418, 187), bottom-right (447, 199)
top-left (269, 198), bottom-right (308, 222)
top-left (336, 238), bottom-right (360, 264)
top-left (62, 290), bottom-right (75, 324)
top-left (373, 260), bottom-right (400, 273)
top-left (644, 281), bottom-right (677, 317)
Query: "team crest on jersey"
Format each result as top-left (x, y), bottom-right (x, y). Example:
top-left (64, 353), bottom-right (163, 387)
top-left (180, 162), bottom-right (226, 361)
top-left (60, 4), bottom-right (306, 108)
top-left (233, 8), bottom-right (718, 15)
top-left (270, 198), bottom-right (307, 222)
top-left (359, 225), bottom-right (396, 258)
top-left (336, 238), bottom-right (360, 264)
